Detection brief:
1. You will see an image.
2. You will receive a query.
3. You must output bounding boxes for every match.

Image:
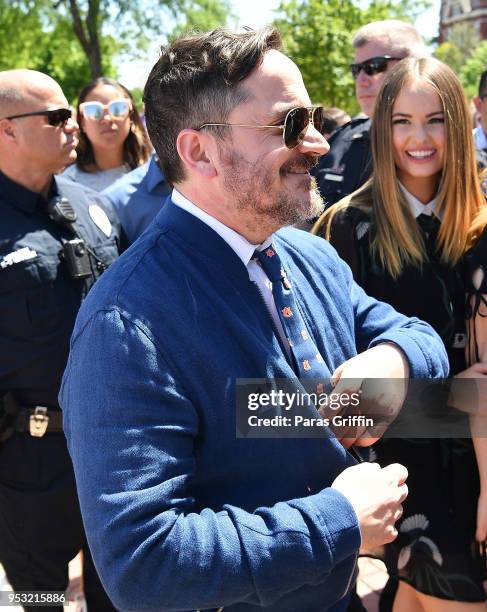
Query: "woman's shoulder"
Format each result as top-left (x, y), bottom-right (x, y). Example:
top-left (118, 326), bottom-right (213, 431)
top-left (330, 202), bottom-right (371, 228)
top-left (473, 227), bottom-right (487, 257)
top-left (312, 199), bottom-right (370, 239)
top-left (318, 202), bottom-right (373, 279)
top-left (326, 202), bottom-right (373, 247)
top-left (467, 226), bottom-right (487, 267)
top-left (60, 164), bottom-right (129, 192)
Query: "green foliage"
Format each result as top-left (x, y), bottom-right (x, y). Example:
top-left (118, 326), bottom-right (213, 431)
top-left (0, 0), bottom-right (232, 100)
top-left (432, 24), bottom-right (487, 101)
top-left (433, 23), bottom-right (480, 80)
top-left (460, 41), bottom-right (487, 100)
top-left (433, 41), bottom-right (465, 75)
top-left (274, 0), bottom-right (358, 111)
top-left (0, 1), bottom-right (117, 100)
top-left (130, 87), bottom-right (144, 111)
top-left (273, 0), bottom-right (431, 114)
top-left (169, 0), bottom-right (234, 40)
top-left (37, 21), bottom-right (118, 102)
top-left (446, 22), bottom-right (479, 58)
top-left (0, 1), bottom-right (46, 68)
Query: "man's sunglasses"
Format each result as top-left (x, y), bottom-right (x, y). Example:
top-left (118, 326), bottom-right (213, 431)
top-left (2, 107), bottom-right (72, 127)
top-left (198, 106), bottom-right (326, 149)
top-left (350, 56), bottom-right (402, 79)
top-left (79, 99), bottom-right (131, 121)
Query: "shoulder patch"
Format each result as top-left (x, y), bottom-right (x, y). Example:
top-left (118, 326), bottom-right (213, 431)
top-left (88, 204), bottom-right (112, 238)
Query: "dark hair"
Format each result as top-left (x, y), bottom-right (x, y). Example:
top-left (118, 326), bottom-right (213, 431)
top-left (143, 27), bottom-right (282, 185)
top-left (76, 77), bottom-right (151, 172)
top-left (479, 70), bottom-right (487, 98)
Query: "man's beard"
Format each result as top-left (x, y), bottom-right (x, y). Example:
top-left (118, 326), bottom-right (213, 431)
top-left (220, 148), bottom-right (324, 234)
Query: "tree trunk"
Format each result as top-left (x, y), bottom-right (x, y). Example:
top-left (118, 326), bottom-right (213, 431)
top-left (67, 0), bottom-right (103, 79)
top-left (87, 45), bottom-right (102, 78)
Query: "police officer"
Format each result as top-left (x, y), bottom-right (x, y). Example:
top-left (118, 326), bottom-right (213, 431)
top-left (314, 20), bottom-right (426, 208)
top-left (0, 70), bottom-right (119, 610)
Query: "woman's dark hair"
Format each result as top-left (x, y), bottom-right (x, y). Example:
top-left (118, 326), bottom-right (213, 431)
top-left (76, 77), bottom-right (151, 172)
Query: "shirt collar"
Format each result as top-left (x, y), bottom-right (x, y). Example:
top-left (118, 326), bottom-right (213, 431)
top-left (171, 188), bottom-right (272, 266)
top-left (399, 182), bottom-right (443, 220)
top-left (474, 126), bottom-right (487, 150)
top-left (0, 169), bottom-right (56, 214)
top-left (146, 155), bottom-right (166, 192)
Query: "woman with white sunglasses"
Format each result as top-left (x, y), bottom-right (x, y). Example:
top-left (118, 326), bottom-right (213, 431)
top-left (63, 77), bottom-right (151, 191)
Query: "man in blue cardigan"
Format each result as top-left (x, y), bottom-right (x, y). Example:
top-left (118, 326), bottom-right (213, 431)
top-left (59, 28), bottom-right (448, 611)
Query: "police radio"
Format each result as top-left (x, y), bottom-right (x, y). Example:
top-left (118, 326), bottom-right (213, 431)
top-left (46, 196), bottom-right (103, 280)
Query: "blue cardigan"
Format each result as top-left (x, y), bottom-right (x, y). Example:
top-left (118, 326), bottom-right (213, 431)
top-left (60, 200), bottom-right (448, 611)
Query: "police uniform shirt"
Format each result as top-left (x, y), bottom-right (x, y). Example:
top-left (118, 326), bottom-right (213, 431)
top-left (313, 117), bottom-right (371, 208)
top-left (0, 171), bottom-right (121, 409)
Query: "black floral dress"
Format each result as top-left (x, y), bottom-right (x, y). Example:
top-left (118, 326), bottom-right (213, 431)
top-left (317, 207), bottom-right (485, 603)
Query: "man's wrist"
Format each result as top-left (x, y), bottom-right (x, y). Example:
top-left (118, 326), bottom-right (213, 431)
top-left (375, 342), bottom-right (410, 378)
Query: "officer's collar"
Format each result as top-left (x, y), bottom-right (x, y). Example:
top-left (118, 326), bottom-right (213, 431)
top-left (146, 155), bottom-right (166, 192)
top-left (0, 169), bottom-right (57, 214)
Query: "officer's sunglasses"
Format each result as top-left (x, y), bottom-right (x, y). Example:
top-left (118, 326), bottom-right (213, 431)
top-left (79, 99), bottom-right (131, 121)
top-left (350, 56), bottom-right (402, 79)
top-left (2, 107), bottom-right (72, 127)
top-left (198, 106), bottom-right (326, 149)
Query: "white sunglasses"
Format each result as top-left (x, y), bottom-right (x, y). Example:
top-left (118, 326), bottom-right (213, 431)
top-left (79, 99), bottom-right (131, 121)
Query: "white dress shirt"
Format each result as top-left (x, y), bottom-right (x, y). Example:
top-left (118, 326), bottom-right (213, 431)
top-left (399, 183), bottom-right (443, 220)
top-left (172, 189), bottom-right (290, 355)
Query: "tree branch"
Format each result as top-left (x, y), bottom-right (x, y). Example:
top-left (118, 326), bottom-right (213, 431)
top-left (67, 0), bottom-right (90, 54)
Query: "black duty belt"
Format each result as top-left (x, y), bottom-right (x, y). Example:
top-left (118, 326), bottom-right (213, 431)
top-left (15, 407), bottom-right (64, 437)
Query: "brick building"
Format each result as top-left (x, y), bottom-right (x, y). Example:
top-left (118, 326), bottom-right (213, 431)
top-left (440, 0), bottom-right (487, 41)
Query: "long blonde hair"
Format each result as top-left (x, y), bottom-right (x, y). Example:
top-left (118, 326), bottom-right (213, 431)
top-left (314, 57), bottom-right (486, 278)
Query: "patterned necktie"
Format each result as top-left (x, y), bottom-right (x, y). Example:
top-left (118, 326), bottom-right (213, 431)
top-left (254, 245), bottom-right (368, 462)
top-left (254, 245), bottom-right (330, 383)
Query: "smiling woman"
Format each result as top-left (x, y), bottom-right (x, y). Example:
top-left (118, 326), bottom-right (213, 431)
top-left (391, 83), bottom-right (445, 203)
top-left (312, 56), bottom-right (487, 611)
top-left (62, 77), bottom-right (151, 192)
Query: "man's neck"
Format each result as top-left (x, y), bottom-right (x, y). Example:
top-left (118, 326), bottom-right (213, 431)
top-left (175, 183), bottom-right (277, 244)
top-left (0, 161), bottom-right (52, 198)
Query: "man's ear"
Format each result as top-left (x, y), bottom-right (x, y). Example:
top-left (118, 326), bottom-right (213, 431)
top-left (473, 96), bottom-right (482, 114)
top-left (176, 129), bottom-right (218, 179)
top-left (0, 118), bottom-right (17, 144)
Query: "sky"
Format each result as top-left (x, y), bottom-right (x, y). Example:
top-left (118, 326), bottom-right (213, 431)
top-left (119, 0), bottom-right (442, 89)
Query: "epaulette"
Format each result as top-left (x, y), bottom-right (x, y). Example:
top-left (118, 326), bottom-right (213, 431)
top-left (328, 116), bottom-right (371, 144)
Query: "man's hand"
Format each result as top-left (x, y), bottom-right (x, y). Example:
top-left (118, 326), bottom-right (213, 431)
top-left (332, 462), bottom-right (408, 553)
top-left (328, 344), bottom-right (409, 447)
